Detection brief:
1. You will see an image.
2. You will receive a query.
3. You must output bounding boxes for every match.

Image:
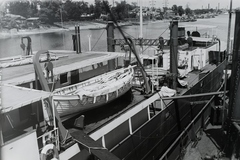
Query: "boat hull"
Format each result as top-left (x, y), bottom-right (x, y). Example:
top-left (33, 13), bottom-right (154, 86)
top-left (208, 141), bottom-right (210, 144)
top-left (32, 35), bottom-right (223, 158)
top-left (54, 83), bottom-right (132, 118)
top-left (87, 61), bottom-right (226, 160)
top-left (112, 62), bottom-right (226, 159)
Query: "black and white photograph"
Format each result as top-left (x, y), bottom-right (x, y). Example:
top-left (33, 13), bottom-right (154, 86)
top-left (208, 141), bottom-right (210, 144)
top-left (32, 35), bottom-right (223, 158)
top-left (0, 0), bottom-right (240, 159)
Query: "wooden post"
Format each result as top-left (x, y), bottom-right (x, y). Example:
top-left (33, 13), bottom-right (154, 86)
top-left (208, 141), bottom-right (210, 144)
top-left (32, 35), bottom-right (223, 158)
top-left (75, 26), bottom-right (78, 53)
top-left (107, 15), bottom-right (115, 52)
top-left (170, 21), bottom-right (178, 90)
top-left (77, 25), bottom-right (81, 53)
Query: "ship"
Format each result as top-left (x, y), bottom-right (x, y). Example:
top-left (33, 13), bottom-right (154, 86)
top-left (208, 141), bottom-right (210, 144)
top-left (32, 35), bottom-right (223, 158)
top-left (1, 4), bottom-right (237, 160)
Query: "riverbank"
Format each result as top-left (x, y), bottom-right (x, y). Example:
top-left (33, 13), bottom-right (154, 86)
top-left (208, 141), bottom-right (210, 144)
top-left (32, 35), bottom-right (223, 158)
top-left (0, 20), bottom-right (161, 39)
top-left (0, 21), bottom-right (107, 39)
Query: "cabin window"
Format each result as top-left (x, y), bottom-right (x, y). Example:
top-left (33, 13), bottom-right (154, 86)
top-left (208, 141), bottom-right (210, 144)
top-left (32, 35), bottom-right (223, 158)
top-left (82, 66), bottom-right (92, 72)
top-left (158, 56), bottom-right (163, 67)
top-left (97, 63), bottom-right (103, 68)
top-left (115, 58), bottom-right (118, 67)
top-left (71, 70), bottom-right (79, 85)
top-left (30, 82), bottom-right (33, 89)
top-left (93, 64), bottom-right (98, 69)
top-left (79, 68), bottom-right (83, 73)
top-left (32, 80), bottom-right (42, 90)
top-left (143, 59), bottom-right (156, 66)
top-left (60, 73), bottom-right (68, 84)
top-left (19, 104), bottom-right (32, 121)
top-left (18, 83), bottom-right (31, 89)
top-left (102, 61), bottom-right (107, 65)
top-left (108, 59), bottom-right (116, 71)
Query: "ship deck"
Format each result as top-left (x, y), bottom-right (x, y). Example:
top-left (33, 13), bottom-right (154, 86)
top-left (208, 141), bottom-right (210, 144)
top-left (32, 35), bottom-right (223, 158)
top-left (64, 63), bottom-right (218, 134)
top-left (182, 124), bottom-right (226, 160)
top-left (2, 51), bottom-right (118, 85)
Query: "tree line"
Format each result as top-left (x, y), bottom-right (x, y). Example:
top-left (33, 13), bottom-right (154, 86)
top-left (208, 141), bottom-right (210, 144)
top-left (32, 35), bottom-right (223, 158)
top-left (6, 0), bottom-right (138, 24)
top-left (5, 0), bottom-right (219, 25)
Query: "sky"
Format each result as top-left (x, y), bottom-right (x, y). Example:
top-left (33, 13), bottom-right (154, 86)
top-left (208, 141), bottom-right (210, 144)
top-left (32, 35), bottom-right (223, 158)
top-left (82, 0), bottom-right (240, 10)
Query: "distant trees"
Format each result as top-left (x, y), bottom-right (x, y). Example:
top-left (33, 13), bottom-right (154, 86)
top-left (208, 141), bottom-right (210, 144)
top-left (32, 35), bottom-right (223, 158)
top-left (94, 0), bottom-right (104, 19)
top-left (177, 6), bottom-right (184, 16)
top-left (8, 1), bottom-right (32, 18)
top-left (194, 9), bottom-right (214, 15)
top-left (172, 5), bottom-right (186, 16)
top-left (172, 5), bottom-right (178, 15)
top-left (170, 4), bottom-right (194, 16)
top-left (29, 2), bottom-right (39, 17)
top-left (114, 1), bottom-right (128, 20)
top-left (5, 0), bottom-right (161, 24)
top-left (5, 0), bottom-right (218, 26)
top-left (4, 0), bottom-right (139, 23)
top-left (63, 0), bottom-right (81, 20)
top-left (39, 1), bottom-right (61, 24)
top-left (185, 7), bottom-right (192, 15)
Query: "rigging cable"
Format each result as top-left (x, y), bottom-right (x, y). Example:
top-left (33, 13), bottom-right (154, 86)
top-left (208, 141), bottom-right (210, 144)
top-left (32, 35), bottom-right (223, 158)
top-left (91, 29), bottom-right (106, 51)
top-left (122, 30), bottom-right (136, 39)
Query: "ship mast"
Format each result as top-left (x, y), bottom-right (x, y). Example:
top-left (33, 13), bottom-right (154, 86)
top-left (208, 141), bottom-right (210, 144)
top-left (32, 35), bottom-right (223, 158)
top-left (139, 0), bottom-right (143, 39)
top-left (222, 0), bottom-right (233, 126)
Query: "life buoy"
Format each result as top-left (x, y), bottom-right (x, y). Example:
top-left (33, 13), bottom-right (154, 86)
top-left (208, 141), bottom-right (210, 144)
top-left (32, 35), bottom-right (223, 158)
top-left (40, 144), bottom-right (59, 160)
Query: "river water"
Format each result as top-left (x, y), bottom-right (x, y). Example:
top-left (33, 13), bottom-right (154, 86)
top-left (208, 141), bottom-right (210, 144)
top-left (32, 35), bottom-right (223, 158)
top-left (0, 14), bottom-right (236, 59)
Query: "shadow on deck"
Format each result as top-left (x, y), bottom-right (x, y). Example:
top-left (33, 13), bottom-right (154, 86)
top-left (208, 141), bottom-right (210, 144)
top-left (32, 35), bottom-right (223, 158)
top-left (183, 124), bottom-right (229, 160)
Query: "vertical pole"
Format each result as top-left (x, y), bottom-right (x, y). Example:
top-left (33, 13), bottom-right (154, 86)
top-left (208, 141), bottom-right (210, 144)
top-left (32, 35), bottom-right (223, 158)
top-left (128, 118), bottom-right (133, 134)
top-left (88, 35), bottom-right (92, 51)
top-left (225, 10), bottom-right (240, 157)
top-left (229, 10), bottom-right (240, 123)
top-left (107, 15), bottom-right (115, 52)
top-left (0, 110), bottom-right (4, 146)
top-left (72, 35), bottom-right (76, 51)
top-left (35, 72), bottom-right (39, 90)
top-left (170, 20), bottom-right (178, 90)
top-left (139, 0), bottom-right (143, 53)
top-left (223, 0), bottom-right (233, 128)
top-left (139, 0), bottom-right (143, 39)
top-left (51, 98), bottom-right (56, 130)
top-left (75, 26), bottom-right (78, 54)
top-left (60, 4), bottom-right (65, 50)
top-left (78, 25), bottom-right (81, 53)
top-left (152, 61), bottom-right (154, 92)
top-left (226, 0), bottom-right (233, 57)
